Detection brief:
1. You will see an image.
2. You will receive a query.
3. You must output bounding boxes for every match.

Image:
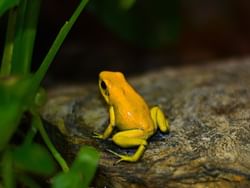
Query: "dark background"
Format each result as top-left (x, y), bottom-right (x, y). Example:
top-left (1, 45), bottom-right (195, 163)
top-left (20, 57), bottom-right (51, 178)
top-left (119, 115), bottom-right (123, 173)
top-left (17, 0), bottom-right (250, 84)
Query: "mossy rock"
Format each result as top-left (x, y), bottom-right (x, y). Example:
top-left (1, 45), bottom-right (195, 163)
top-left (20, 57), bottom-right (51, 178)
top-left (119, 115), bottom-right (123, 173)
top-left (41, 58), bottom-right (250, 188)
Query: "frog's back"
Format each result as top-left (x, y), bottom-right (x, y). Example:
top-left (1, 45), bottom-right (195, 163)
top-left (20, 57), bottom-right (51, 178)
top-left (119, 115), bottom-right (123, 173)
top-left (113, 88), bottom-right (156, 137)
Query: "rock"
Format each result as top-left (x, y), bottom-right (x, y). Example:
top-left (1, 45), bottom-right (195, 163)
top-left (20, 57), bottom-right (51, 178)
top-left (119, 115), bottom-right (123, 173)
top-left (41, 58), bottom-right (250, 188)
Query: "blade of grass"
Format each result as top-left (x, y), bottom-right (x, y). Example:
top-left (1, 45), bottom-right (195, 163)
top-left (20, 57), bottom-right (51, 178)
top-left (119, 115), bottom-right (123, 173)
top-left (33, 0), bottom-right (89, 88)
top-left (10, 0), bottom-right (27, 73)
top-left (17, 0), bottom-right (41, 74)
top-left (11, 0), bottom-right (40, 74)
top-left (1, 0), bottom-right (88, 151)
top-left (1, 8), bottom-right (17, 76)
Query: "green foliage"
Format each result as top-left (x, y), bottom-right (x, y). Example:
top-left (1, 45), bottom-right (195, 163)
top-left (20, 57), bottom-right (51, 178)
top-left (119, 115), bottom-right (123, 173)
top-left (11, 0), bottom-right (41, 74)
top-left (1, 143), bottom-right (54, 188)
top-left (0, 0), bottom-right (20, 17)
top-left (0, 0), bottom-right (99, 187)
top-left (32, 113), bottom-right (69, 172)
top-left (0, 76), bottom-right (32, 150)
top-left (12, 143), bottom-right (55, 175)
top-left (52, 146), bottom-right (100, 188)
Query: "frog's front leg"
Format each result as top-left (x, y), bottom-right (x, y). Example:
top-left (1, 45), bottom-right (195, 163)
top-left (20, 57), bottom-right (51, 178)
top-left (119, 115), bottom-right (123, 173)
top-left (109, 129), bottom-right (147, 163)
top-left (150, 106), bottom-right (169, 133)
top-left (93, 106), bottom-right (115, 139)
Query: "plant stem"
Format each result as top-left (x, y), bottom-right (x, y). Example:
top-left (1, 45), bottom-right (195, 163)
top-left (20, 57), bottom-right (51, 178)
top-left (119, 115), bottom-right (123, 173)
top-left (23, 125), bottom-right (38, 146)
top-left (0, 9), bottom-right (17, 76)
top-left (32, 113), bottom-right (69, 172)
top-left (33, 0), bottom-right (89, 88)
top-left (28, 0), bottom-right (89, 173)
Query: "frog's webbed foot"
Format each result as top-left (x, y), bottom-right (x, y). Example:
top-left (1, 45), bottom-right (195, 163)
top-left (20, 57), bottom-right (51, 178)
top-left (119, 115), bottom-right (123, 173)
top-left (107, 144), bottom-right (146, 164)
top-left (93, 121), bottom-right (115, 140)
top-left (150, 106), bottom-right (169, 133)
top-left (106, 149), bottom-right (127, 164)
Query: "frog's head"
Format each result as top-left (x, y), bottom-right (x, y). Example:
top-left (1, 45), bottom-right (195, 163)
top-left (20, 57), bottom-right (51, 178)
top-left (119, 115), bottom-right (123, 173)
top-left (99, 71), bottom-right (125, 104)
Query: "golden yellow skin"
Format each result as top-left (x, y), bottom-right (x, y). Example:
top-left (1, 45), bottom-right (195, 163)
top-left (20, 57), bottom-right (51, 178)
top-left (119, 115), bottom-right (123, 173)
top-left (94, 71), bottom-right (169, 163)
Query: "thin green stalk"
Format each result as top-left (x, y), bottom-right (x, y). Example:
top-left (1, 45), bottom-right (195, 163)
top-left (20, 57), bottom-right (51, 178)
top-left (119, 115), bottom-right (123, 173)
top-left (1, 8), bottom-right (17, 76)
top-left (23, 126), bottom-right (38, 146)
top-left (32, 113), bottom-right (69, 172)
top-left (27, 0), bottom-right (89, 173)
top-left (33, 0), bottom-right (89, 88)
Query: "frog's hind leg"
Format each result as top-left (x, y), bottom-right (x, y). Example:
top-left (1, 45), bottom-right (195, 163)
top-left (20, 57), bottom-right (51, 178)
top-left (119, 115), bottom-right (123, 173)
top-left (110, 129), bottom-right (147, 163)
top-left (150, 106), bottom-right (169, 133)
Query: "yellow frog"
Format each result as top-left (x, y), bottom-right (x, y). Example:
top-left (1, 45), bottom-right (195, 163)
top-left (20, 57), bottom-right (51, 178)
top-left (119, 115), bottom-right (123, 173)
top-left (94, 71), bottom-right (169, 163)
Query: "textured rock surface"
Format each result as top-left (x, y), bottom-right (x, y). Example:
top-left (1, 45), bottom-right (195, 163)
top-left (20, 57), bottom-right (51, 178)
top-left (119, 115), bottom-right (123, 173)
top-left (42, 58), bottom-right (250, 188)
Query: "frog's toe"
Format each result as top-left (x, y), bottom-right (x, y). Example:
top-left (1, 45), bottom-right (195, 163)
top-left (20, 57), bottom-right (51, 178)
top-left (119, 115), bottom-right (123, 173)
top-left (106, 149), bottom-right (126, 164)
top-left (106, 149), bottom-right (121, 157)
top-left (93, 132), bottom-right (104, 139)
top-left (115, 158), bottom-right (125, 165)
top-left (107, 149), bottom-right (138, 163)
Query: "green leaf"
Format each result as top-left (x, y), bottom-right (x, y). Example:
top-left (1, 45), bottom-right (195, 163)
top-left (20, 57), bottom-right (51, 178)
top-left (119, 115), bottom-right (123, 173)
top-left (52, 146), bottom-right (99, 188)
top-left (0, 0), bottom-right (20, 17)
top-left (2, 150), bottom-right (15, 188)
top-left (0, 104), bottom-right (22, 151)
top-left (71, 146), bottom-right (99, 187)
top-left (12, 144), bottom-right (55, 175)
top-left (11, 0), bottom-right (41, 74)
top-left (1, 0), bottom-right (40, 76)
top-left (0, 76), bottom-right (32, 151)
top-left (1, 9), bottom-right (17, 77)
top-left (17, 174), bottom-right (41, 188)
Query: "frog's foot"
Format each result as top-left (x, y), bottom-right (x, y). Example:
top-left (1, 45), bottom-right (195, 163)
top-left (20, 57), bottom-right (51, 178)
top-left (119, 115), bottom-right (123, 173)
top-left (107, 149), bottom-right (136, 164)
top-left (106, 149), bottom-right (127, 164)
top-left (107, 129), bottom-right (148, 163)
top-left (150, 106), bottom-right (169, 133)
top-left (107, 144), bottom-right (146, 164)
top-left (93, 132), bottom-right (104, 139)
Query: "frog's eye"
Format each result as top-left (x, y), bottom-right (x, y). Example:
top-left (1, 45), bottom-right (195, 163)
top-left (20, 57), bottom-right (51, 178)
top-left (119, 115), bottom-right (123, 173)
top-left (100, 80), bottom-right (107, 90)
top-left (100, 80), bottom-right (109, 97)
